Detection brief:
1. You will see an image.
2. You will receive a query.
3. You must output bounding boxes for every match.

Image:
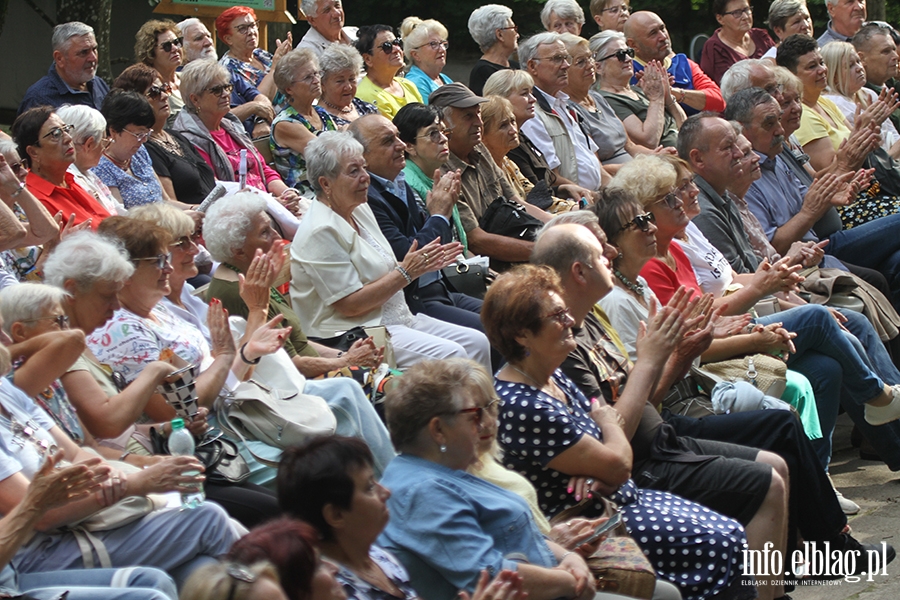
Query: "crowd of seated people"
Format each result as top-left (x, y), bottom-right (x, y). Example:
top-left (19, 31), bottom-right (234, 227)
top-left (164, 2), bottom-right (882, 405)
top-left (4, 3), bottom-right (900, 599)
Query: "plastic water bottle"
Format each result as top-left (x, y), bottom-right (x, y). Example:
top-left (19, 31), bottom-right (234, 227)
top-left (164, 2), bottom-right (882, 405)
top-left (167, 418), bottom-right (205, 509)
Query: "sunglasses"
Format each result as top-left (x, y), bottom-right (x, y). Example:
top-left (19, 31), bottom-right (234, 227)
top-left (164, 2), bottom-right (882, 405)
top-left (233, 20), bottom-right (260, 35)
top-left (20, 314), bottom-right (69, 329)
top-left (377, 38), bottom-right (402, 54)
top-left (206, 83), bottom-right (234, 97)
top-left (417, 127), bottom-right (451, 143)
top-left (597, 48), bottom-right (635, 63)
top-left (132, 253), bottom-right (171, 269)
top-left (415, 40), bottom-right (449, 52)
top-left (225, 564), bottom-right (257, 600)
top-left (158, 37), bottom-right (183, 53)
top-left (544, 307), bottom-right (575, 325)
top-left (41, 124), bottom-right (75, 142)
top-left (619, 211), bottom-right (656, 233)
top-left (146, 83), bottom-right (172, 99)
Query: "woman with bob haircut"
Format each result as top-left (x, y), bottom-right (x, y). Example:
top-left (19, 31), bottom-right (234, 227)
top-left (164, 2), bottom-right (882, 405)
top-left (354, 25), bottom-right (423, 119)
top-left (467, 5), bottom-right (520, 96)
top-left (133, 19), bottom-right (185, 120)
top-left (317, 44), bottom-right (379, 127)
top-left (56, 104), bottom-right (122, 215)
top-left (290, 131), bottom-right (491, 370)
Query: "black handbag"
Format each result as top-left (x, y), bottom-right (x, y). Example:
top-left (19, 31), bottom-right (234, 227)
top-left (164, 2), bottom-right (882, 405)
top-left (864, 146), bottom-right (900, 197)
top-left (442, 260), bottom-right (492, 299)
top-left (479, 195), bottom-right (542, 271)
top-left (309, 325), bottom-right (369, 351)
top-left (150, 427), bottom-right (251, 485)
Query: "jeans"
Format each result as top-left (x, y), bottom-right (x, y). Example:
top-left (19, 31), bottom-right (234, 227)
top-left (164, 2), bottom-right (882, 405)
top-left (305, 377), bottom-right (396, 477)
top-left (827, 212), bottom-right (900, 307)
top-left (17, 566), bottom-right (177, 600)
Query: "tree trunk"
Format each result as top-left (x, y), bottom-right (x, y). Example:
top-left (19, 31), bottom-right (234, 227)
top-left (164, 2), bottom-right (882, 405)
top-left (56, 0), bottom-right (113, 83)
top-left (868, 0), bottom-right (885, 22)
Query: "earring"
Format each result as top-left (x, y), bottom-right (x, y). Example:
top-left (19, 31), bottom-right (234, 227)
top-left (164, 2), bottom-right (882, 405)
top-left (439, 444), bottom-right (447, 453)
top-left (617, 250), bottom-right (623, 260)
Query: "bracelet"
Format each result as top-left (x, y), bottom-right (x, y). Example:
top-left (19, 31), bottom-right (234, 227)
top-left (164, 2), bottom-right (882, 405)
top-left (119, 451), bottom-right (132, 461)
top-left (239, 342), bottom-right (261, 365)
top-left (9, 182), bottom-right (25, 198)
top-left (675, 88), bottom-right (686, 103)
top-left (559, 551), bottom-right (576, 564)
top-left (395, 265), bottom-right (412, 285)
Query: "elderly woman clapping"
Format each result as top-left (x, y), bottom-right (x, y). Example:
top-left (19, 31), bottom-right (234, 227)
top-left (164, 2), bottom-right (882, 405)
top-left (400, 17), bottom-right (453, 103)
top-left (173, 59), bottom-right (300, 208)
top-left (467, 4), bottom-right (520, 96)
top-left (270, 48), bottom-right (337, 193)
top-left (291, 131), bottom-right (491, 370)
top-left (317, 44), bottom-right (379, 127)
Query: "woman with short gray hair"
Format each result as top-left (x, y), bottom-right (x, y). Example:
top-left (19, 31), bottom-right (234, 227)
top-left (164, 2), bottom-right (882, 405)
top-left (467, 4), bottom-right (520, 95)
top-left (292, 131), bottom-right (492, 370)
top-left (56, 105), bottom-right (121, 215)
top-left (269, 48), bottom-right (337, 193)
top-left (762, 0), bottom-right (812, 60)
top-left (541, 0), bottom-right (586, 35)
top-left (317, 43), bottom-right (378, 126)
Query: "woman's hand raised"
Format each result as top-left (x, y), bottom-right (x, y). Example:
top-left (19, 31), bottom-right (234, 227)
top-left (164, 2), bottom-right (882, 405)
top-left (28, 452), bottom-right (108, 511)
top-left (207, 298), bottom-right (237, 359)
top-left (400, 238), bottom-right (463, 281)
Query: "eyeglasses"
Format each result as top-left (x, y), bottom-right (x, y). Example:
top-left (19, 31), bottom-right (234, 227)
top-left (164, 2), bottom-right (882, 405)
top-left (20, 314), bottom-right (69, 329)
top-left (763, 83), bottom-right (784, 97)
top-left (600, 4), bottom-right (630, 14)
top-left (158, 37), bottom-right (183, 52)
top-left (233, 20), bottom-right (260, 35)
top-left (225, 564), bottom-right (257, 600)
top-left (533, 54), bottom-right (572, 66)
top-left (295, 70), bottom-right (322, 85)
top-left (722, 6), bottom-right (752, 18)
top-left (7, 160), bottom-right (26, 175)
top-left (655, 191), bottom-right (682, 210)
top-left (377, 38), bottom-right (402, 54)
top-left (100, 137), bottom-right (114, 151)
top-left (674, 176), bottom-right (697, 196)
top-left (417, 127), bottom-right (451, 143)
top-left (205, 83), bottom-right (234, 97)
top-left (146, 83), bottom-right (172, 99)
top-left (454, 398), bottom-right (499, 426)
top-left (122, 129), bottom-right (151, 143)
top-left (41, 124), bottom-right (75, 142)
top-left (415, 40), bottom-right (449, 51)
top-left (132, 253), bottom-right (171, 269)
top-left (497, 25), bottom-right (518, 33)
top-left (171, 235), bottom-right (198, 252)
top-left (597, 48), bottom-right (635, 62)
top-left (572, 55), bottom-right (594, 69)
top-left (619, 211), bottom-right (656, 233)
top-left (543, 307), bottom-right (575, 325)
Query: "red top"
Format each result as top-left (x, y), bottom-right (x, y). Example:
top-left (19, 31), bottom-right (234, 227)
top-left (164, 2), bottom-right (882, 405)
top-left (686, 58), bottom-right (726, 113)
top-left (639, 241), bottom-right (703, 304)
top-left (26, 171), bottom-right (110, 230)
top-left (700, 28), bottom-right (776, 85)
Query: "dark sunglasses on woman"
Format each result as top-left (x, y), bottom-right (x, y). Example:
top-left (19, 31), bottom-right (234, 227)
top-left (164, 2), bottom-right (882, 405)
top-left (596, 47), bottom-right (635, 62)
top-left (378, 38), bottom-right (402, 53)
top-left (619, 211), bottom-right (656, 233)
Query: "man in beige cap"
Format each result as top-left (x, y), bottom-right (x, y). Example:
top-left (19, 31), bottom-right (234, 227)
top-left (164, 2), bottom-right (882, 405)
top-left (429, 82), bottom-right (551, 266)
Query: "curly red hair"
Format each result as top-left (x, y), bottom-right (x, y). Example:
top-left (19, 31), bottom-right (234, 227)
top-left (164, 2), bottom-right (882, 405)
top-left (215, 6), bottom-right (257, 41)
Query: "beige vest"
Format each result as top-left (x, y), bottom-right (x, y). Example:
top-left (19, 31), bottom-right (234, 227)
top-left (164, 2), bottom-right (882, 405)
top-left (533, 105), bottom-right (580, 185)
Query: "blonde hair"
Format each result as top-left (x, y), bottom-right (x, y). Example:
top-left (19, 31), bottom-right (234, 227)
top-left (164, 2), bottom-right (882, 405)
top-left (608, 154), bottom-right (677, 206)
top-left (180, 562), bottom-right (281, 600)
top-left (559, 32), bottom-right (590, 56)
top-left (129, 203), bottom-right (195, 239)
top-left (821, 41), bottom-right (868, 103)
top-left (773, 65), bottom-right (803, 95)
top-left (483, 69), bottom-right (535, 98)
top-left (400, 16), bottom-right (449, 60)
top-left (481, 95), bottom-right (516, 134)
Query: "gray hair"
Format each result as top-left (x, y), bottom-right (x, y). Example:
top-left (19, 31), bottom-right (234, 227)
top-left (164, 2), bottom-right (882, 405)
top-left (301, 0), bottom-right (320, 19)
top-left (589, 30), bottom-right (625, 59)
top-left (44, 230), bottom-right (134, 291)
top-left (0, 283), bottom-right (69, 334)
top-left (483, 69), bottom-right (535, 97)
top-left (518, 32), bottom-right (562, 65)
top-left (541, 0), bottom-right (586, 30)
top-left (767, 0), bottom-right (806, 32)
top-left (720, 58), bottom-right (767, 101)
top-left (56, 105), bottom-right (106, 146)
top-left (542, 210), bottom-right (600, 230)
top-left (273, 48), bottom-right (318, 95)
top-left (202, 192), bottom-right (269, 263)
top-left (824, 0), bottom-right (839, 7)
top-left (676, 111), bottom-right (721, 161)
top-left (305, 131), bottom-right (365, 195)
top-left (180, 59), bottom-right (230, 112)
top-left (319, 43), bottom-right (364, 82)
top-left (468, 4), bottom-right (514, 53)
top-left (52, 21), bottom-right (94, 52)
top-left (723, 87), bottom-right (775, 125)
top-left (176, 17), bottom-right (203, 36)
top-left (0, 139), bottom-right (18, 159)
top-left (852, 23), bottom-right (894, 52)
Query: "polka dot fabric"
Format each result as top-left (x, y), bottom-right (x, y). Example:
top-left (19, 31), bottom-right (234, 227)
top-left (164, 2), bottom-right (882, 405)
top-left (495, 371), bottom-right (748, 600)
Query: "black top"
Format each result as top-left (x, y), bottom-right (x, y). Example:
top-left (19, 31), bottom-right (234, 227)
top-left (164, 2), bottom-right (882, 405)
top-left (468, 59), bottom-right (520, 96)
top-left (146, 130), bottom-right (216, 205)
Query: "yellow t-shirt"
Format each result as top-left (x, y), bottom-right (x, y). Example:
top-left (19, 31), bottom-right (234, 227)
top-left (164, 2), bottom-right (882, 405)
top-left (795, 96), bottom-right (851, 151)
top-left (355, 76), bottom-right (424, 120)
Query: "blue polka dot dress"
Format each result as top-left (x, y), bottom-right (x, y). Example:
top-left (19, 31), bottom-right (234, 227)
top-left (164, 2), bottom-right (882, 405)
top-left (495, 371), bottom-right (748, 600)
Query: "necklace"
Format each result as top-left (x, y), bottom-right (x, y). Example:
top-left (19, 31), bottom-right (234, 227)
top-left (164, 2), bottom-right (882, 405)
top-left (322, 99), bottom-right (353, 114)
top-left (614, 269), bottom-right (645, 296)
top-left (510, 364), bottom-right (546, 389)
top-left (150, 131), bottom-right (184, 157)
top-left (103, 150), bottom-right (131, 171)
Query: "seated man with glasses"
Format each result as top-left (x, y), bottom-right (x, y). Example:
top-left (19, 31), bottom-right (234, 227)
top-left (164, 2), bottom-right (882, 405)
top-left (520, 32), bottom-right (609, 193)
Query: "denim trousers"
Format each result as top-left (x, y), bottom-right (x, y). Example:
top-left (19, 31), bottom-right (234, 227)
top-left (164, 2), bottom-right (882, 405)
top-left (16, 566), bottom-right (177, 600)
top-left (827, 212), bottom-right (900, 307)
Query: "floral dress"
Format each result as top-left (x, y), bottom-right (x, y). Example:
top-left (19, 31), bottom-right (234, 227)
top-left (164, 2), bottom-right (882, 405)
top-left (270, 105), bottom-right (337, 192)
top-left (332, 545), bottom-right (418, 600)
top-left (495, 370), bottom-right (747, 600)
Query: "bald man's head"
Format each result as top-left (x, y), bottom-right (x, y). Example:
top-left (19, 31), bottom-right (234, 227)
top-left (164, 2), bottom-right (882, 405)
top-left (624, 11), bottom-right (671, 62)
top-left (533, 222), bottom-right (614, 300)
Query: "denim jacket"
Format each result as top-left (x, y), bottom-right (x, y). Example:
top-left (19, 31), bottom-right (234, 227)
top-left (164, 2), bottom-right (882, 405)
top-left (378, 454), bottom-right (556, 600)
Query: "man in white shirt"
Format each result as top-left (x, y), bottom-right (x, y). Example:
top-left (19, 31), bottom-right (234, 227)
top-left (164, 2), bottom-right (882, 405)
top-left (519, 32), bottom-right (608, 191)
top-left (296, 0), bottom-right (358, 58)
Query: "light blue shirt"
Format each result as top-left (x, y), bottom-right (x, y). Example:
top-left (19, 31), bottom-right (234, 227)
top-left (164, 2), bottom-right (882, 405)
top-left (378, 454), bottom-right (557, 600)
top-left (744, 153), bottom-right (844, 269)
top-left (404, 66), bottom-right (452, 105)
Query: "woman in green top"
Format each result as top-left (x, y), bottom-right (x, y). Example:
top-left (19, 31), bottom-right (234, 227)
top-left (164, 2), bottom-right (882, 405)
top-left (394, 103), bottom-right (468, 254)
